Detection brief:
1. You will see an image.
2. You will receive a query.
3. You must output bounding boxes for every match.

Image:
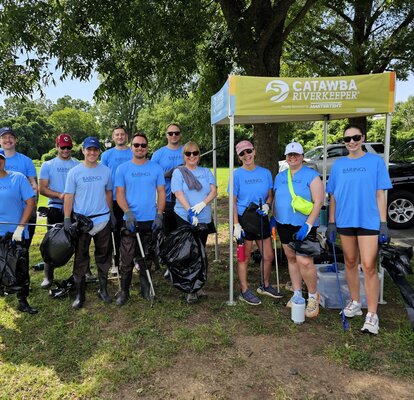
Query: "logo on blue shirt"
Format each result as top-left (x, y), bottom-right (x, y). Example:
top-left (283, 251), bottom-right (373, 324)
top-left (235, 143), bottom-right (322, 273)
top-left (245, 178), bottom-right (263, 184)
top-left (57, 167), bottom-right (71, 173)
top-left (342, 167), bottom-right (366, 173)
top-left (132, 172), bottom-right (150, 177)
top-left (82, 176), bottom-right (103, 182)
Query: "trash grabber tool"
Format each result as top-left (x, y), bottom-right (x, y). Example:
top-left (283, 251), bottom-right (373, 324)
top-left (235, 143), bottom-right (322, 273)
top-left (333, 241), bottom-right (349, 332)
top-left (135, 228), bottom-right (155, 307)
top-left (111, 231), bottom-right (121, 291)
top-left (271, 226), bottom-right (283, 298)
top-left (0, 221), bottom-right (55, 228)
top-left (259, 199), bottom-right (265, 288)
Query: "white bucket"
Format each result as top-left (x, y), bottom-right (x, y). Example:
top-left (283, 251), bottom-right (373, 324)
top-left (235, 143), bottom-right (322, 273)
top-left (291, 301), bottom-right (305, 324)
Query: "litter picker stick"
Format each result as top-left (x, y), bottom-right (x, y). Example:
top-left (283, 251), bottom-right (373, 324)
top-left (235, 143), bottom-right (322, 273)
top-left (0, 221), bottom-right (55, 228)
top-left (332, 241), bottom-right (349, 332)
top-left (271, 227), bottom-right (282, 297)
top-left (135, 230), bottom-right (156, 306)
top-left (200, 142), bottom-right (228, 157)
top-left (259, 199), bottom-right (264, 288)
top-left (111, 231), bottom-right (121, 290)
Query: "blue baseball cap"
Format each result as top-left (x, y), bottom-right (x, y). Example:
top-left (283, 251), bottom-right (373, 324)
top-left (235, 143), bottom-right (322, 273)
top-left (0, 149), bottom-right (6, 159)
top-left (0, 127), bottom-right (16, 137)
top-left (83, 136), bottom-right (101, 149)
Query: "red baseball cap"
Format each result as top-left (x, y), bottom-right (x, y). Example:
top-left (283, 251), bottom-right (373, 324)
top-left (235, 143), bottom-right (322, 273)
top-left (56, 134), bottom-right (73, 147)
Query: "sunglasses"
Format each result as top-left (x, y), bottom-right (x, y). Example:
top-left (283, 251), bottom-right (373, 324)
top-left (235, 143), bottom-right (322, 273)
top-left (238, 148), bottom-right (253, 157)
top-left (132, 142), bottom-right (148, 148)
top-left (60, 146), bottom-right (72, 150)
top-left (184, 151), bottom-right (200, 157)
top-left (167, 131), bottom-right (181, 136)
top-left (343, 134), bottom-right (362, 143)
top-left (286, 152), bottom-right (301, 158)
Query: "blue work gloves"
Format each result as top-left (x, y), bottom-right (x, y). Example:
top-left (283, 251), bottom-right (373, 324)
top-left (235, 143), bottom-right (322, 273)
top-left (379, 221), bottom-right (390, 244)
top-left (233, 223), bottom-right (245, 241)
top-left (269, 216), bottom-right (277, 233)
top-left (296, 222), bottom-right (312, 241)
top-left (152, 213), bottom-right (163, 232)
top-left (64, 217), bottom-right (72, 232)
top-left (326, 222), bottom-right (337, 243)
top-left (125, 210), bottom-right (136, 232)
top-left (110, 210), bottom-right (117, 231)
top-left (256, 203), bottom-right (270, 216)
top-left (187, 209), bottom-right (199, 226)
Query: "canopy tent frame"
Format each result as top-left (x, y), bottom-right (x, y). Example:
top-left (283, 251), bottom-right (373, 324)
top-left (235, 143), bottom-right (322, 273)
top-left (210, 73), bottom-right (396, 306)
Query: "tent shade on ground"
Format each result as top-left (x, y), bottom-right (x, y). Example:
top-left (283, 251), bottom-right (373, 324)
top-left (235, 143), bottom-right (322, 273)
top-left (209, 72), bottom-right (396, 305)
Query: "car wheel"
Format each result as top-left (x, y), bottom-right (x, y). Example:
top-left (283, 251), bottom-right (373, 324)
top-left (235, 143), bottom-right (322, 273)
top-left (387, 190), bottom-right (414, 229)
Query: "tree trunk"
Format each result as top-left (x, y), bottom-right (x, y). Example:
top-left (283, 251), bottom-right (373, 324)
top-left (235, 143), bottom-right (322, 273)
top-left (253, 123), bottom-right (279, 177)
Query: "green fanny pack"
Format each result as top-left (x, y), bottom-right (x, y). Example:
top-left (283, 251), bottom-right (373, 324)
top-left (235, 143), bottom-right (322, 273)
top-left (287, 169), bottom-right (314, 216)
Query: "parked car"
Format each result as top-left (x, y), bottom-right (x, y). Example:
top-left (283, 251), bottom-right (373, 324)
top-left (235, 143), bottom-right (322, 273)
top-left (387, 139), bottom-right (414, 229)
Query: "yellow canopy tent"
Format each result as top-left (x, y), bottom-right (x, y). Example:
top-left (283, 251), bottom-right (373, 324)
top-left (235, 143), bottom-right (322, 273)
top-left (210, 72), bottom-right (396, 305)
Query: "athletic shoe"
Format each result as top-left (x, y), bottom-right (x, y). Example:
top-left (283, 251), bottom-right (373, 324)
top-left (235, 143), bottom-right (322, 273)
top-left (257, 284), bottom-right (283, 299)
top-left (305, 294), bottom-right (320, 318)
top-left (343, 300), bottom-right (363, 318)
top-left (286, 294), bottom-right (302, 308)
top-left (110, 265), bottom-right (118, 275)
top-left (361, 313), bottom-right (379, 335)
top-left (239, 288), bottom-right (262, 305)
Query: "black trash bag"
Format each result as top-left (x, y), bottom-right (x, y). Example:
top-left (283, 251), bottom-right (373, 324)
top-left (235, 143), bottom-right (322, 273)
top-left (49, 275), bottom-right (75, 299)
top-left (239, 202), bottom-right (270, 239)
top-left (380, 243), bottom-right (413, 276)
top-left (288, 232), bottom-right (323, 257)
top-left (72, 213), bottom-right (93, 234)
top-left (40, 223), bottom-right (75, 268)
top-left (0, 233), bottom-right (26, 293)
top-left (160, 224), bottom-right (208, 294)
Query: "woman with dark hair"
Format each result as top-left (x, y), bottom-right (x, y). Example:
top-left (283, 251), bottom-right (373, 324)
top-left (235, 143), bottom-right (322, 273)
top-left (272, 142), bottom-right (324, 318)
top-left (231, 140), bottom-right (279, 306)
top-left (326, 125), bottom-right (392, 335)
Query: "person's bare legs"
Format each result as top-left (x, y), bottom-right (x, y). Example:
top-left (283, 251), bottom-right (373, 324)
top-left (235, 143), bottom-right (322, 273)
top-left (282, 244), bottom-right (302, 291)
top-left (340, 234), bottom-right (361, 302)
top-left (237, 239), bottom-right (254, 293)
top-left (358, 235), bottom-right (379, 314)
top-left (256, 237), bottom-right (274, 287)
top-left (297, 254), bottom-right (317, 294)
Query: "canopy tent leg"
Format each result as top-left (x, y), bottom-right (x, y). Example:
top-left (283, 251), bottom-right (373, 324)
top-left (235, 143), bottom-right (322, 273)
top-left (212, 124), bottom-right (219, 262)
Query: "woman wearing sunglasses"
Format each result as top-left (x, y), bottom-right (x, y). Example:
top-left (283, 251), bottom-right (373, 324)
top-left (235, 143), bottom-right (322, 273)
top-left (231, 140), bottom-right (280, 306)
top-left (171, 141), bottom-right (217, 247)
top-left (326, 125), bottom-right (392, 335)
top-left (272, 142), bottom-right (324, 317)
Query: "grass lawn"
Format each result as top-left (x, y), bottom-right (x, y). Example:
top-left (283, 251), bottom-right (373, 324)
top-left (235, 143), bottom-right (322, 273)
top-left (1, 167), bottom-right (413, 399)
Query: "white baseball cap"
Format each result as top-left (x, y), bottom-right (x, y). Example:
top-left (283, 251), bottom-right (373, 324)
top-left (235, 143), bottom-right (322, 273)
top-left (284, 142), bottom-right (304, 155)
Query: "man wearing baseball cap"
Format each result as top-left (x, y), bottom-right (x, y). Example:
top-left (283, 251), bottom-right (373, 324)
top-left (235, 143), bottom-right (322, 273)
top-left (39, 134), bottom-right (79, 288)
top-left (64, 137), bottom-right (115, 309)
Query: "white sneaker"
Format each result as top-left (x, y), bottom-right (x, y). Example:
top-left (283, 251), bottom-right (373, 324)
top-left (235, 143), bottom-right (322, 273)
top-left (361, 313), bottom-right (379, 335)
top-left (343, 300), bottom-right (363, 318)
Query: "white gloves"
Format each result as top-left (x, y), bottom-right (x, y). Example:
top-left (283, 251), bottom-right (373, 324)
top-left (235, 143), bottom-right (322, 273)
top-left (12, 225), bottom-right (24, 242)
top-left (191, 215), bottom-right (199, 226)
top-left (191, 201), bottom-right (206, 215)
top-left (233, 223), bottom-right (244, 240)
top-left (260, 203), bottom-right (270, 216)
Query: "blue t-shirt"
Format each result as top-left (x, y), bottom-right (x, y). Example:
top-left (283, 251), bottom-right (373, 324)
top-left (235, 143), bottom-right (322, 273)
top-left (64, 163), bottom-right (113, 226)
top-left (274, 166), bottom-right (320, 227)
top-left (115, 160), bottom-right (165, 222)
top-left (326, 153), bottom-right (392, 230)
top-left (228, 166), bottom-right (273, 216)
top-left (151, 146), bottom-right (184, 201)
top-left (0, 171), bottom-right (35, 239)
top-left (172, 166), bottom-right (216, 224)
top-left (4, 152), bottom-right (36, 178)
top-left (39, 157), bottom-right (80, 209)
top-left (101, 147), bottom-right (133, 200)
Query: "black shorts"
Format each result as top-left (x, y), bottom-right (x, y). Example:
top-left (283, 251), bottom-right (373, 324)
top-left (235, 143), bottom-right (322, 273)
top-left (337, 227), bottom-right (379, 236)
top-left (239, 215), bottom-right (271, 241)
top-left (276, 223), bottom-right (318, 244)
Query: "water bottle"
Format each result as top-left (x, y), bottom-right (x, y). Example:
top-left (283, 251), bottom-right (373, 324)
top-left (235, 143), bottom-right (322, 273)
top-left (291, 296), bottom-right (306, 324)
top-left (237, 238), bottom-right (246, 262)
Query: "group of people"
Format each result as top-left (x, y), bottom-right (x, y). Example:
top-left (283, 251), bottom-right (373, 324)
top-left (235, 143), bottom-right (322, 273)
top-left (0, 123), bottom-right (391, 335)
top-left (232, 124), bottom-right (391, 335)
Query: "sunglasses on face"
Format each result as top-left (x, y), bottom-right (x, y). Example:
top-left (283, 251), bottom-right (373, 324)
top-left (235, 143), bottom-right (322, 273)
top-left (343, 134), bottom-right (362, 143)
top-left (184, 151), bottom-right (200, 157)
top-left (286, 152), bottom-right (300, 158)
top-left (238, 148), bottom-right (253, 157)
top-left (132, 142), bottom-right (148, 148)
top-left (60, 146), bottom-right (72, 150)
top-left (167, 131), bottom-right (181, 136)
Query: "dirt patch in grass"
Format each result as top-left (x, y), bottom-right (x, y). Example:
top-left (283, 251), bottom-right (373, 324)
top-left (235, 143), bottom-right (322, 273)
top-left (117, 333), bottom-right (414, 400)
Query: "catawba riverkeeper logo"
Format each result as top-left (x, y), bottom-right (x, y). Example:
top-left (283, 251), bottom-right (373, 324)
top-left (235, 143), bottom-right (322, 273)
top-left (266, 78), bottom-right (359, 109)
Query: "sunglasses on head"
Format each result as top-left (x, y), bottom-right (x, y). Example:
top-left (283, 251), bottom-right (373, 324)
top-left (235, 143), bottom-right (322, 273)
top-left (132, 142), bottom-right (148, 148)
top-left (343, 134), bottom-right (362, 143)
top-left (184, 150), bottom-right (200, 157)
top-left (60, 146), bottom-right (72, 150)
top-left (238, 148), bottom-right (253, 157)
top-left (167, 131), bottom-right (181, 136)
